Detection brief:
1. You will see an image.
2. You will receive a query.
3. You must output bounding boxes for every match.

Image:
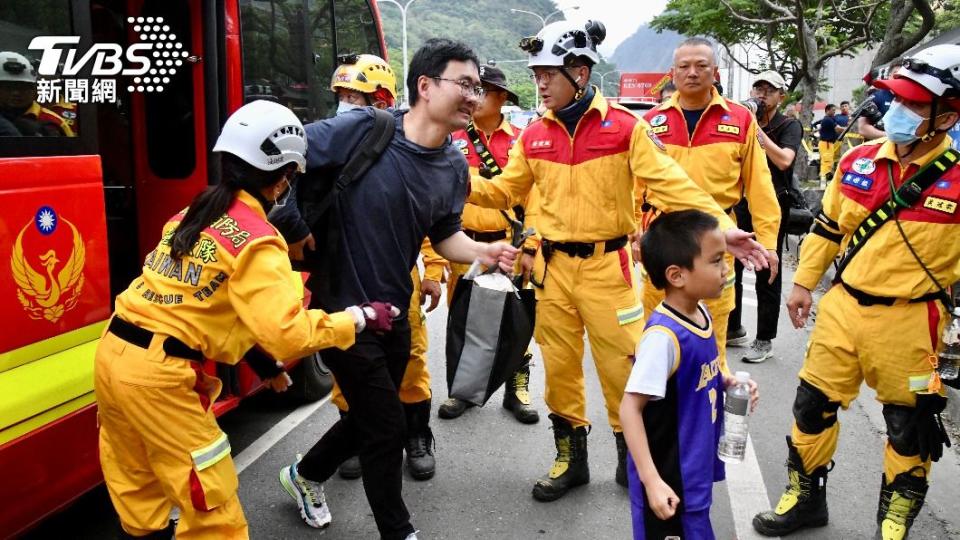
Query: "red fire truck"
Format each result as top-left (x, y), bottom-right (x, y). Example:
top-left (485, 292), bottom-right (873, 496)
top-left (0, 0), bottom-right (386, 536)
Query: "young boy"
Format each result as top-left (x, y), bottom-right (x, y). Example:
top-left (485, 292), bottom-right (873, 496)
top-left (622, 210), bottom-right (759, 539)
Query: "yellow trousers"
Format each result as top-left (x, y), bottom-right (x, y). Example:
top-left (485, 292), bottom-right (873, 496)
top-left (818, 140), bottom-right (837, 178)
top-left (641, 253), bottom-right (735, 375)
top-left (95, 330), bottom-right (248, 539)
top-left (531, 245), bottom-right (644, 431)
top-left (332, 267), bottom-right (431, 410)
top-left (793, 285), bottom-right (947, 482)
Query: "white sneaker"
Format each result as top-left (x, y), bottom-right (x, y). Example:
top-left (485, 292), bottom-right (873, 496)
top-left (279, 459), bottom-right (332, 528)
top-left (405, 532), bottom-right (419, 540)
top-left (742, 339), bottom-right (773, 363)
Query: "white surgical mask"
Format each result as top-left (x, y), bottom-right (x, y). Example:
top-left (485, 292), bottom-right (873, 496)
top-left (882, 100), bottom-right (926, 145)
top-left (336, 101), bottom-right (360, 116)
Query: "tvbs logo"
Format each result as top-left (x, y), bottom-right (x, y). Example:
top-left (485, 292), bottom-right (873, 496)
top-left (29, 16), bottom-right (190, 97)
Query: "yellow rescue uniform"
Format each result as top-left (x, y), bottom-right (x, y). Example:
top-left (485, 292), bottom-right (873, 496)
top-left (793, 137), bottom-right (958, 482)
top-left (332, 240), bottom-right (445, 409)
top-left (96, 191), bottom-right (355, 538)
top-left (641, 89), bottom-right (779, 373)
top-left (468, 89), bottom-right (733, 430)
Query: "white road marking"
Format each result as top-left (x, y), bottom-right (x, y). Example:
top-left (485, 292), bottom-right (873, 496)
top-left (726, 435), bottom-right (780, 540)
top-left (234, 395), bottom-right (331, 474)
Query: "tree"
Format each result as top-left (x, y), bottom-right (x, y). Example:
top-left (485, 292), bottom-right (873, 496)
top-left (652, 0), bottom-right (937, 179)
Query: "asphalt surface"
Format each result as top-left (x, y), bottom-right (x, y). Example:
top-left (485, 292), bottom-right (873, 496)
top-left (23, 239), bottom-right (960, 539)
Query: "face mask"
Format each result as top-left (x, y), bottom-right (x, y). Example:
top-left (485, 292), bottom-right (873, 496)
top-left (882, 100), bottom-right (925, 144)
top-left (336, 101), bottom-right (360, 116)
top-left (273, 177), bottom-right (291, 208)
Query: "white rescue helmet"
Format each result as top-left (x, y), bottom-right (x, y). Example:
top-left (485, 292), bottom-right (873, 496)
top-left (213, 100), bottom-right (307, 173)
top-left (875, 44), bottom-right (960, 109)
top-left (521, 20), bottom-right (606, 68)
top-left (0, 51), bottom-right (37, 84)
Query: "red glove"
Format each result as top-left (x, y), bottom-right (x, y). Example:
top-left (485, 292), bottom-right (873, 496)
top-left (361, 302), bottom-right (395, 332)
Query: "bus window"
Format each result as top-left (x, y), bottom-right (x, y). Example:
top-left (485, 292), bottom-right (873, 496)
top-left (240, 0), bottom-right (338, 122)
top-left (142, 0), bottom-right (196, 179)
top-left (0, 1), bottom-right (79, 138)
top-left (333, 0), bottom-right (383, 59)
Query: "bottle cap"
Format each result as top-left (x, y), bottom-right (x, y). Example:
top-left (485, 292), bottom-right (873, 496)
top-left (735, 371), bottom-right (751, 383)
top-left (953, 306), bottom-right (960, 317)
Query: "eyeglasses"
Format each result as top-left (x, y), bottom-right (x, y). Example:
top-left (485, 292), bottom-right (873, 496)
top-left (529, 68), bottom-right (575, 85)
top-left (432, 77), bottom-right (485, 98)
top-left (752, 85), bottom-right (781, 96)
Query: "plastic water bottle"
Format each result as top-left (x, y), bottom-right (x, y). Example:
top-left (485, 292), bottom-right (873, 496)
top-left (939, 307), bottom-right (960, 381)
top-left (718, 371), bottom-right (751, 464)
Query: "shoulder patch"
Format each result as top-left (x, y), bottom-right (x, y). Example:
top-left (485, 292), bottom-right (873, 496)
top-left (647, 129), bottom-right (666, 152)
top-left (851, 157), bottom-right (876, 175)
top-left (756, 131), bottom-right (765, 149)
top-left (717, 124), bottom-right (741, 135)
top-left (923, 196), bottom-right (957, 214)
top-left (453, 139), bottom-right (468, 149)
top-left (649, 114), bottom-right (667, 127)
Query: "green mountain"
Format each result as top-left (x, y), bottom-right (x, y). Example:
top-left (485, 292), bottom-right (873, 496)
top-left (376, 0), bottom-right (617, 107)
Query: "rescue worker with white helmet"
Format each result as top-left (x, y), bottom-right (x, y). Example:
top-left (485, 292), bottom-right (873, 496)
top-left (753, 43), bottom-right (960, 540)
top-left (0, 51), bottom-right (74, 136)
top-left (467, 19), bottom-right (770, 502)
top-left (94, 100), bottom-right (396, 539)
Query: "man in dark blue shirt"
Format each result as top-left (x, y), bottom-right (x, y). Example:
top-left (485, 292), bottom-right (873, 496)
top-left (277, 39), bottom-right (517, 540)
top-left (816, 103), bottom-right (839, 182)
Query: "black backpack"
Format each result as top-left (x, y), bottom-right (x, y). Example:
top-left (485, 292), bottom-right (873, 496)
top-left (295, 108), bottom-right (395, 272)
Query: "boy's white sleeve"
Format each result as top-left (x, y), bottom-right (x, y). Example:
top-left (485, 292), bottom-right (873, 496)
top-left (624, 328), bottom-right (678, 400)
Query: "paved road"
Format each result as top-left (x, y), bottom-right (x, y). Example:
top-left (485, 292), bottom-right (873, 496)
top-left (24, 245), bottom-right (960, 539)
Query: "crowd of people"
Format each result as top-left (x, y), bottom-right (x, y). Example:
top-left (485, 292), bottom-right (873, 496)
top-left (87, 15), bottom-right (960, 540)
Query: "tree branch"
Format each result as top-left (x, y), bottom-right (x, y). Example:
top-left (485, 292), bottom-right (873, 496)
top-left (760, 0), bottom-right (794, 18)
top-left (719, 0), bottom-right (796, 24)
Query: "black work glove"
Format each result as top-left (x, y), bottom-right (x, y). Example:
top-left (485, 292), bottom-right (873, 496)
top-left (914, 393), bottom-right (951, 462)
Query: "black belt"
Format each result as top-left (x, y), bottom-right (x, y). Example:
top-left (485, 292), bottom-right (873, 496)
top-left (543, 236), bottom-right (628, 259)
top-left (108, 316), bottom-right (204, 362)
top-left (840, 282), bottom-right (942, 307)
top-left (464, 229), bottom-right (508, 243)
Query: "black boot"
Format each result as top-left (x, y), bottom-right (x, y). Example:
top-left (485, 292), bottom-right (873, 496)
top-left (336, 410), bottom-right (362, 479)
top-left (875, 467), bottom-right (928, 540)
top-left (753, 436), bottom-right (831, 536)
top-left (503, 362), bottom-right (540, 424)
top-left (614, 432), bottom-right (628, 487)
top-left (404, 399), bottom-right (436, 480)
top-left (437, 397), bottom-right (474, 419)
top-left (532, 414), bottom-right (590, 502)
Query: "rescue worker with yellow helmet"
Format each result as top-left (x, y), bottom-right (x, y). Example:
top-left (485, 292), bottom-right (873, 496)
top-left (467, 19), bottom-right (770, 502)
top-left (0, 51), bottom-right (74, 136)
top-left (753, 43), bottom-right (960, 540)
top-left (271, 53), bottom-right (446, 482)
top-left (95, 99), bottom-right (397, 539)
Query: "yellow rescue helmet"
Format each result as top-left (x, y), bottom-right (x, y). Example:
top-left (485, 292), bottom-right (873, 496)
top-left (330, 54), bottom-right (397, 101)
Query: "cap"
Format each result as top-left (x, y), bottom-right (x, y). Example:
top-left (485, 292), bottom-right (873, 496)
top-left (479, 65), bottom-right (519, 104)
top-left (873, 77), bottom-right (936, 104)
top-left (753, 70), bottom-right (787, 91)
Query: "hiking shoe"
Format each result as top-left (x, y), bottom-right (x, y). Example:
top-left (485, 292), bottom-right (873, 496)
top-left (405, 426), bottom-right (436, 480)
top-left (438, 397), bottom-right (473, 419)
top-left (279, 460), bottom-right (331, 529)
top-left (727, 326), bottom-right (750, 347)
top-left (532, 414), bottom-right (590, 502)
top-left (753, 437), bottom-right (830, 536)
top-left (503, 365), bottom-right (540, 424)
top-left (742, 339), bottom-right (773, 363)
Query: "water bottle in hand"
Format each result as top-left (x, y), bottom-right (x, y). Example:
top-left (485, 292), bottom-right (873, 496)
top-left (939, 307), bottom-right (960, 381)
top-left (718, 371), bottom-right (751, 464)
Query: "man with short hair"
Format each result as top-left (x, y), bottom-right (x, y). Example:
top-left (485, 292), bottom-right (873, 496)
top-left (469, 20), bottom-right (770, 503)
top-left (816, 104), bottom-right (839, 182)
top-left (641, 38), bottom-right (780, 371)
top-left (729, 70), bottom-right (803, 363)
top-left (279, 39), bottom-right (517, 540)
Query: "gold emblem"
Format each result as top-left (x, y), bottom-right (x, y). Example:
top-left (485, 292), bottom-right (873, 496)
top-left (11, 216), bottom-right (86, 323)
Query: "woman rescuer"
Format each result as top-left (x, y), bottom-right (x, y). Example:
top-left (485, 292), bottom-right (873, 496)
top-left (93, 100), bottom-right (397, 539)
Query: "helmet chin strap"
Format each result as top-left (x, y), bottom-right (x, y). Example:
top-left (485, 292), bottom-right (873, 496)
top-left (559, 68), bottom-right (586, 106)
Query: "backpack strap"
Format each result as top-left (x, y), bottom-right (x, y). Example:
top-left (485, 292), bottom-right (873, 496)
top-left (303, 108), bottom-right (395, 231)
top-left (464, 120), bottom-right (525, 230)
top-left (836, 148), bottom-right (959, 278)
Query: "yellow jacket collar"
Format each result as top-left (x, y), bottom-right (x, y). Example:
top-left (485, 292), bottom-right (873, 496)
top-left (543, 86), bottom-right (610, 123)
top-left (658, 87), bottom-right (729, 113)
top-left (25, 101), bottom-right (43, 118)
top-left (498, 115), bottom-right (516, 137)
top-left (236, 189), bottom-right (269, 220)
top-left (875, 136), bottom-right (952, 168)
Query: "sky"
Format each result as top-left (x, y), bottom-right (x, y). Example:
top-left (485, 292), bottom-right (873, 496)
top-left (554, 0), bottom-right (670, 56)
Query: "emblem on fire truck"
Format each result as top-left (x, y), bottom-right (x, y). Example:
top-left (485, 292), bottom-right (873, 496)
top-left (11, 207), bottom-right (86, 323)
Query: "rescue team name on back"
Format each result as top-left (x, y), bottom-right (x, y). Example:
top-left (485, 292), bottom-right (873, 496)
top-left (145, 249), bottom-right (205, 286)
top-left (134, 281), bottom-right (182, 305)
